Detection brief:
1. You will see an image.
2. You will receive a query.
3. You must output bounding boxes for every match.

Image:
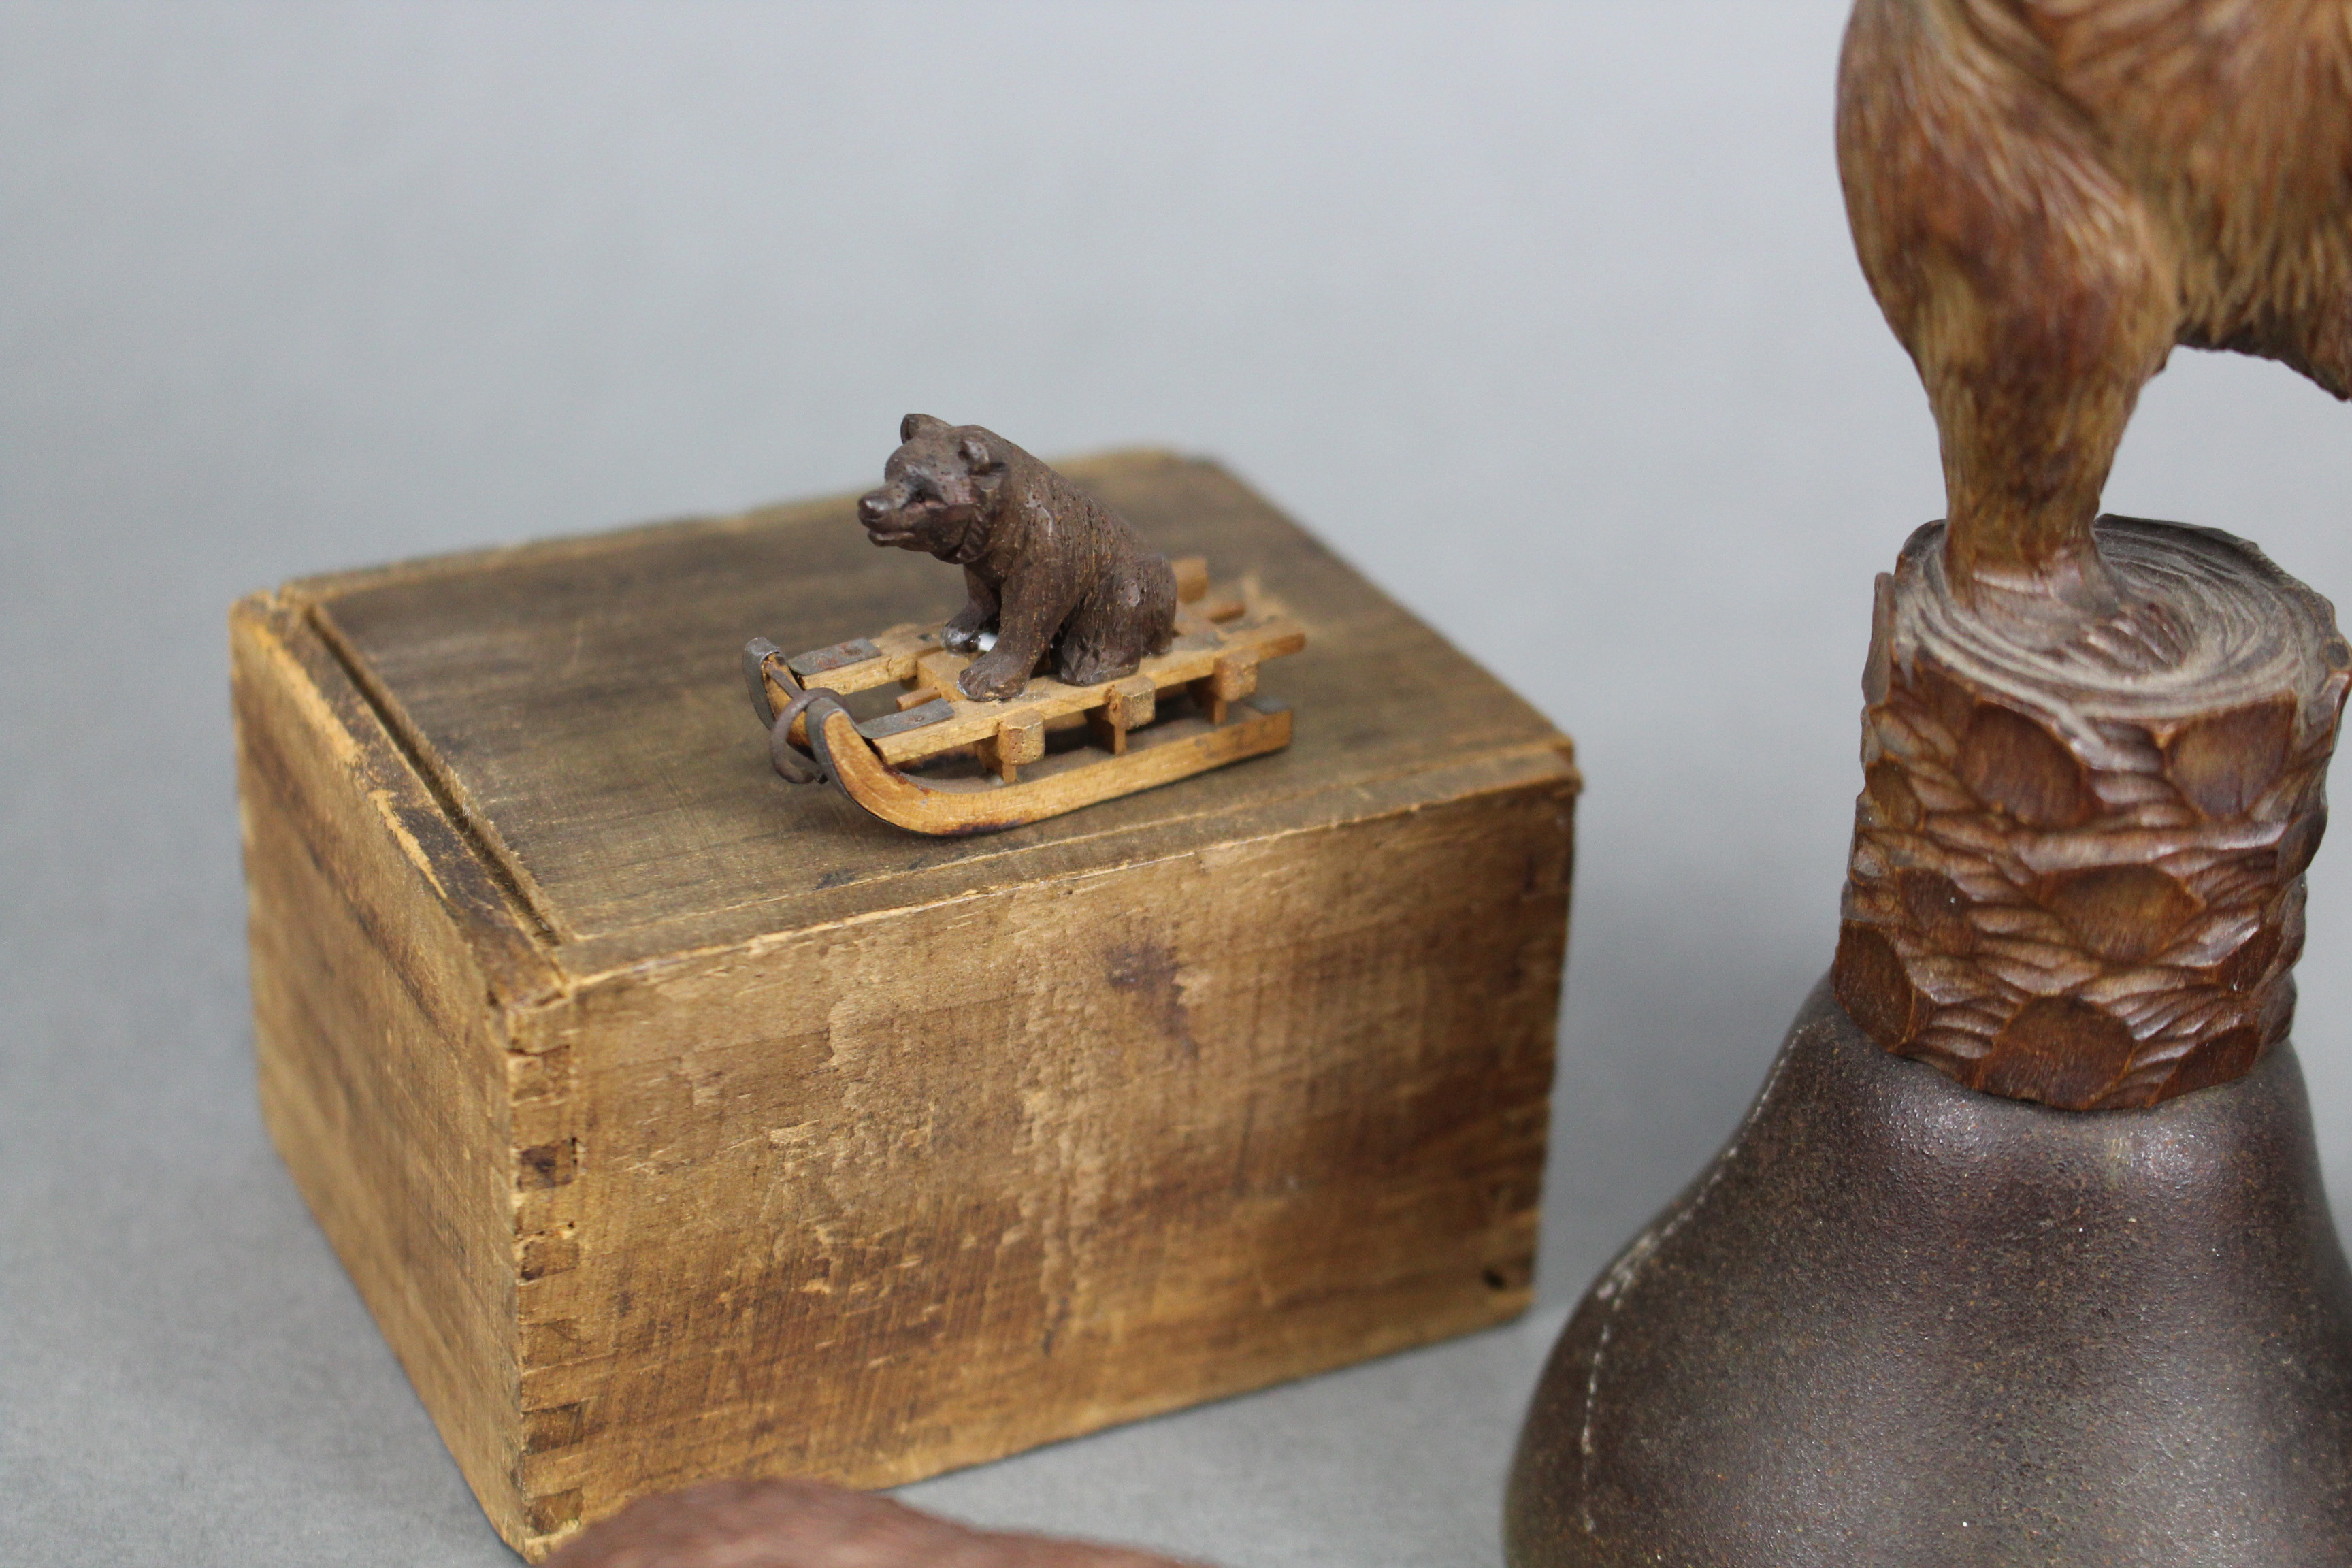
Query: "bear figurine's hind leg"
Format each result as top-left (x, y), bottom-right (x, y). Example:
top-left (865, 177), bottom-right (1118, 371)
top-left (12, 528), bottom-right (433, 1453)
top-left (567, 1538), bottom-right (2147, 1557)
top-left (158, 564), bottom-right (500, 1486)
top-left (1056, 561), bottom-right (1177, 688)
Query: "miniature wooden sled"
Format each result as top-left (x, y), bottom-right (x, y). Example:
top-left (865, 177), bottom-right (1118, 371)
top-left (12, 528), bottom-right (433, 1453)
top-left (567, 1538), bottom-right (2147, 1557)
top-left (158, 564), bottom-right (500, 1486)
top-left (745, 557), bottom-right (1304, 835)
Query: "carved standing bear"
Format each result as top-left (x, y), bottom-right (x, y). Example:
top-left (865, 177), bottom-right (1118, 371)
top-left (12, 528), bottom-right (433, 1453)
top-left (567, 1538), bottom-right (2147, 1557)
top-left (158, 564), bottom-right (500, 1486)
top-left (856, 414), bottom-right (1177, 701)
top-left (1838, 0), bottom-right (2352, 608)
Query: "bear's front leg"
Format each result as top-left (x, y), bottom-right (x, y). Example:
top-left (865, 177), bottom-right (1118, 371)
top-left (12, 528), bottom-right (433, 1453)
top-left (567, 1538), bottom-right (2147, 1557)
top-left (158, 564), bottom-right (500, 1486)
top-left (958, 570), bottom-right (1066, 701)
top-left (941, 568), bottom-right (998, 653)
top-left (957, 643), bottom-right (1041, 701)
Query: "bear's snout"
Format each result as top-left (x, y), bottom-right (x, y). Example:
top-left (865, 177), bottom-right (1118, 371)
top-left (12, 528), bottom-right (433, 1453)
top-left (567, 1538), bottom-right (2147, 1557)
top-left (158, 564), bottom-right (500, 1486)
top-left (856, 491), bottom-right (894, 527)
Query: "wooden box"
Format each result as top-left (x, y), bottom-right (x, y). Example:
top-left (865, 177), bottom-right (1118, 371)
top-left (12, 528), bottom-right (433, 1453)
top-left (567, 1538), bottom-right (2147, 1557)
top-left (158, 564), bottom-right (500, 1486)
top-left (230, 451), bottom-right (1578, 1558)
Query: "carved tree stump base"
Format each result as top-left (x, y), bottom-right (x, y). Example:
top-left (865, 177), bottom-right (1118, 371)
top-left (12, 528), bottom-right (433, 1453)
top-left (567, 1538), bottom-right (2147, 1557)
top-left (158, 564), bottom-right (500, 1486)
top-left (1834, 517), bottom-right (2351, 1109)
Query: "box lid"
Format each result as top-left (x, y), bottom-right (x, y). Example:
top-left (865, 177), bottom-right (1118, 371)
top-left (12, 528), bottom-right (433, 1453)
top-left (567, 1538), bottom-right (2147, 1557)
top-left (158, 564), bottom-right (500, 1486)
top-left (272, 451), bottom-right (1577, 979)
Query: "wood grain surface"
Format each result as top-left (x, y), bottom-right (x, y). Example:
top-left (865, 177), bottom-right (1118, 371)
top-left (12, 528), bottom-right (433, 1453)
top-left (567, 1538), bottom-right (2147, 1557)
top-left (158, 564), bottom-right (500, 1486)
top-left (232, 451), bottom-right (1580, 1558)
top-left (233, 596), bottom-right (555, 1548)
top-left (295, 453), bottom-right (1569, 973)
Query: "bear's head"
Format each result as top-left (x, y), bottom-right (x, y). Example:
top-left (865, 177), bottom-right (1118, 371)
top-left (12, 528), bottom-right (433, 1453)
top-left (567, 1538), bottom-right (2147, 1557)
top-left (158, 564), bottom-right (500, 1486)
top-left (856, 414), bottom-right (1009, 564)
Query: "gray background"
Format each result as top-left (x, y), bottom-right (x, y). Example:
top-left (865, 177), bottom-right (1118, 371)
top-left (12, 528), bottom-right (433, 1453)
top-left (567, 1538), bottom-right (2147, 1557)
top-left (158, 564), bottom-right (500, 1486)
top-left (7, 3), bottom-right (2352, 1564)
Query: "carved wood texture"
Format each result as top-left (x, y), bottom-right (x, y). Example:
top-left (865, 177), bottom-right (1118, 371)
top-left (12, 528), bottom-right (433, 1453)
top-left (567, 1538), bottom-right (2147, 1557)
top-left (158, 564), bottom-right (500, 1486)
top-left (1838, 0), bottom-right (2352, 589)
top-left (233, 452), bottom-right (1578, 1558)
top-left (1834, 517), bottom-right (2351, 1109)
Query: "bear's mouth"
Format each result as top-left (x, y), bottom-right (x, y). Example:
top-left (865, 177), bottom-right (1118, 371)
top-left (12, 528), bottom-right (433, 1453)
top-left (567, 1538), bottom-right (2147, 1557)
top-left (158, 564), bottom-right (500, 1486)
top-left (861, 501), bottom-right (936, 546)
top-left (862, 502), bottom-right (982, 559)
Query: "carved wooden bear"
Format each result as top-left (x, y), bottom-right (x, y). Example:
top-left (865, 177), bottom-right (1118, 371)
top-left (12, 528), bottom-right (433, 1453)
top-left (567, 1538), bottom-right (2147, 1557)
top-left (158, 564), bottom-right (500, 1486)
top-left (857, 414), bottom-right (1177, 701)
top-left (1838, 0), bottom-right (2352, 606)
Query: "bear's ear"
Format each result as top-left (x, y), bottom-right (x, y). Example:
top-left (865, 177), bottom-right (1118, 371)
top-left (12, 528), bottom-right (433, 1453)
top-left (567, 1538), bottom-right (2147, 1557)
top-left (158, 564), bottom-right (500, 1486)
top-left (900, 413), bottom-right (947, 443)
top-left (960, 434), bottom-right (1005, 474)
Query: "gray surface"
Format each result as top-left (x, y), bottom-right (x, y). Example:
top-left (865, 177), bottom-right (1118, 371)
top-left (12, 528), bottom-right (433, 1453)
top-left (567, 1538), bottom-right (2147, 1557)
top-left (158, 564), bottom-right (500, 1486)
top-left (6, 3), bottom-right (2352, 1564)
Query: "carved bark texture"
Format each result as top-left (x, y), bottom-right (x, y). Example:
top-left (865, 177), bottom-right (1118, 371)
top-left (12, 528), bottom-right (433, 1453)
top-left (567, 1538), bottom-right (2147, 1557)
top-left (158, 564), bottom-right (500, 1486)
top-left (1835, 517), bottom-right (2350, 1109)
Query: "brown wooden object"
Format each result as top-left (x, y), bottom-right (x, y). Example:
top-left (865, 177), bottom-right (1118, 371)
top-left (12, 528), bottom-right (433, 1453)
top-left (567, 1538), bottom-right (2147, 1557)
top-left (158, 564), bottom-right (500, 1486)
top-left (1835, 517), bottom-right (2350, 1108)
top-left (859, 415), bottom-right (1177, 698)
top-left (1508, 9), bottom-right (2352, 1562)
top-left (1829, 0), bottom-right (2352, 1107)
top-left (541, 1478), bottom-right (1205, 1568)
top-left (230, 451), bottom-right (1578, 1560)
top-left (743, 559), bottom-right (1306, 834)
top-left (1838, 0), bottom-right (2352, 606)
